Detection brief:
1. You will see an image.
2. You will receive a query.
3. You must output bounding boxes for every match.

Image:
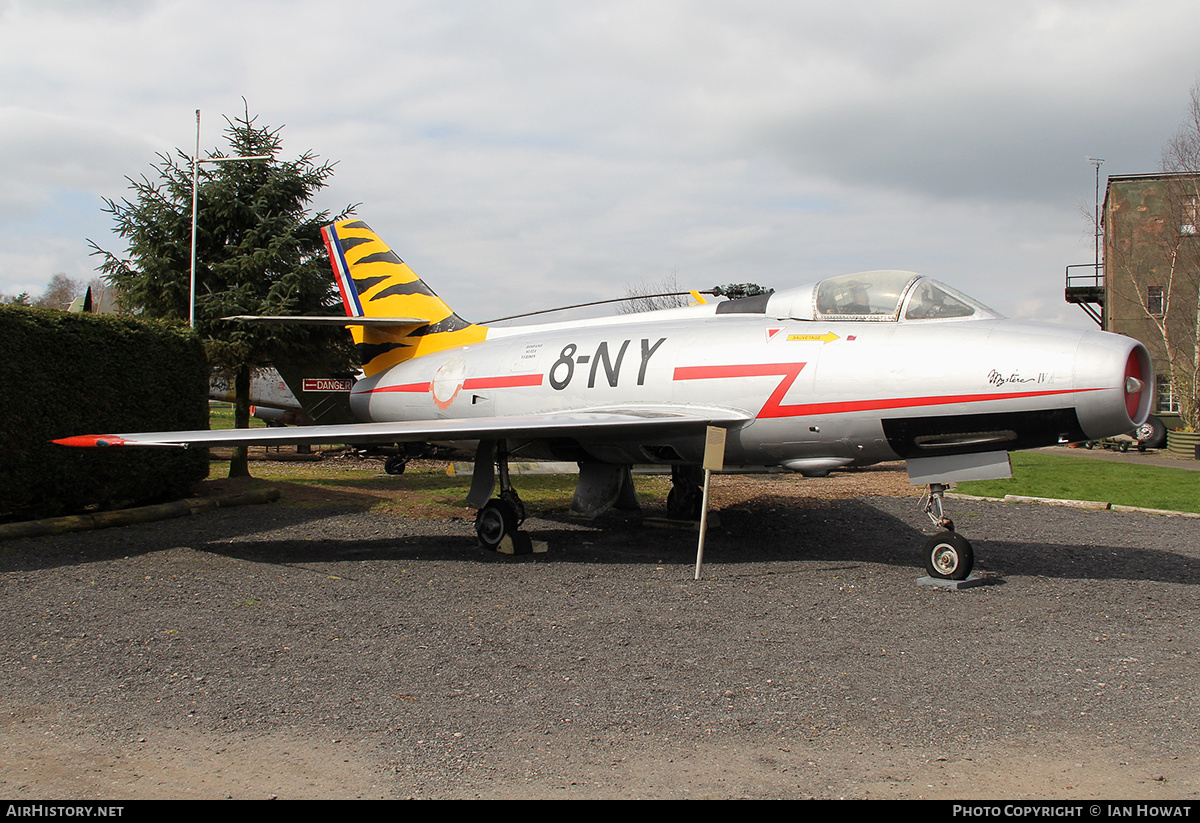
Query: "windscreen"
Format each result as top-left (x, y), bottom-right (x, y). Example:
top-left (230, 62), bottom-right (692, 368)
top-left (815, 272), bottom-right (917, 320)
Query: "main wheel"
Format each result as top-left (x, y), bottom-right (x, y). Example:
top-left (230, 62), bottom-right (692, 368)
top-left (475, 499), bottom-right (519, 549)
top-left (924, 532), bottom-right (974, 580)
top-left (667, 484), bottom-right (701, 520)
top-left (384, 456), bottom-right (407, 475)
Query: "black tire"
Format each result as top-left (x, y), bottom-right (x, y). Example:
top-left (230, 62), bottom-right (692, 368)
top-left (1142, 415), bottom-right (1168, 450)
top-left (475, 499), bottom-right (518, 550)
top-left (384, 456), bottom-right (407, 475)
top-left (924, 531), bottom-right (974, 580)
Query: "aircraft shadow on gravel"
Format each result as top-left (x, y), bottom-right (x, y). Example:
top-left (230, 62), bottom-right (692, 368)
top-left (188, 497), bottom-right (1200, 585)
top-left (6, 494), bottom-right (1197, 586)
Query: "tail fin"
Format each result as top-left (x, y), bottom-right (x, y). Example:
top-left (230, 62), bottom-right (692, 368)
top-left (322, 220), bottom-right (487, 376)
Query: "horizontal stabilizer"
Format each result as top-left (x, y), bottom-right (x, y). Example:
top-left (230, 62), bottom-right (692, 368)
top-left (223, 315), bottom-right (429, 327)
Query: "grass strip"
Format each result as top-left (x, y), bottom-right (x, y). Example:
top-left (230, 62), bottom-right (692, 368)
top-left (957, 451), bottom-right (1200, 514)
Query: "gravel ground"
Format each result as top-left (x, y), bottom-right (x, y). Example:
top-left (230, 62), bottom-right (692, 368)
top-left (2, 460), bottom-right (1199, 799)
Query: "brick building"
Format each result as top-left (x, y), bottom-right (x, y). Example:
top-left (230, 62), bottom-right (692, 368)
top-left (1066, 172), bottom-right (1200, 428)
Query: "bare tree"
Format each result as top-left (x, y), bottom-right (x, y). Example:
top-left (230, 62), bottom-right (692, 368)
top-left (619, 269), bottom-right (691, 314)
top-left (33, 274), bottom-right (83, 310)
top-left (1154, 86), bottom-right (1200, 428)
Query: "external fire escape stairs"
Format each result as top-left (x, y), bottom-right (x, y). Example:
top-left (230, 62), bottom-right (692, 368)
top-left (1064, 263), bottom-right (1104, 327)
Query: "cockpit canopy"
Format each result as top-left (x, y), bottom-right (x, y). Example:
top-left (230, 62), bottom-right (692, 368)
top-left (765, 271), bottom-right (1001, 322)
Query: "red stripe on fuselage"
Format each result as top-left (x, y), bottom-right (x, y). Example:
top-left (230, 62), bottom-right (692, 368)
top-left (772, 388), bottom-right (1099, 418)
top-left (359, 373), bottom-right (544, 395)
top-left (673, 362), bottom-right (1103, 419)
top-left (362, 381), bottom-right (431, 394)
top-left (674, 363), bottom-right (808, 418)
top-left (464, 374), bottom-right (545, 389)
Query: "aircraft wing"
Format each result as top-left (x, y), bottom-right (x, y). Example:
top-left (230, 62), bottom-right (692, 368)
top-left (53, 406), bottom-right (752, 449)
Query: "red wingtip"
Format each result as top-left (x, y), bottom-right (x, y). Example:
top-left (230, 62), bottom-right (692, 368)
top-left (52, 435), bottom-right (128, 448)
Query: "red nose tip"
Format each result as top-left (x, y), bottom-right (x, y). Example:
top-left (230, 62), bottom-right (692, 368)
top-left (1124, 350), bottom-right (1145, 421)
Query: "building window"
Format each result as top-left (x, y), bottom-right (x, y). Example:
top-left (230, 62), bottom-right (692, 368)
top-left (1147, 286), bottom-right (1164, 315)
top-left (1156, 374), bottom-right (1180, 413)
top-left (1183, 194), bottom-right (1198, 235)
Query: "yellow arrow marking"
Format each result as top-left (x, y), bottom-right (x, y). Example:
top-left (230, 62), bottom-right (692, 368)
top-left (786, 332), bottom-right (840, 344)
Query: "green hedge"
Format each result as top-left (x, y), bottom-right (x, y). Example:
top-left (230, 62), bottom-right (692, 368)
top-left (0, 305), bottom-right (209, 522)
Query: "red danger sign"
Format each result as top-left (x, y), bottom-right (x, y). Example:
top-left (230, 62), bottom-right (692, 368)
top-left (302, 378), bottom-right (353, 392)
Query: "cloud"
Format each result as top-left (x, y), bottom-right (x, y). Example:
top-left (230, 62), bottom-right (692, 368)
top-left (3, 0), bottom-right (1200, 323)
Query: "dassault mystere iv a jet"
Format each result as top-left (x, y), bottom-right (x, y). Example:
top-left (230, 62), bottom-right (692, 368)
top-left (57, 220), bottom-right (1152, 580)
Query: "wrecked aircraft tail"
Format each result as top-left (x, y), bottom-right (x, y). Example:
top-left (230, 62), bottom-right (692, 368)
top-left (322, 220), bottom-right (487, 377)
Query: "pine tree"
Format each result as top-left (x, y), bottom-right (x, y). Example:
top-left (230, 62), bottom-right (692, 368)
top-left (90, 106), bottom-right (356, 477)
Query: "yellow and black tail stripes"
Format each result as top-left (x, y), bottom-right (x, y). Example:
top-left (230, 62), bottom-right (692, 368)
top-left (322, 220), bottom-right (487, 376)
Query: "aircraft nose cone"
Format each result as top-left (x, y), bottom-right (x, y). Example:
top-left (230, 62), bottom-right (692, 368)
top-left (1074, 332), bottom-right (1152, 439)
top-left (1123, 347), bottom-right (1150, 423)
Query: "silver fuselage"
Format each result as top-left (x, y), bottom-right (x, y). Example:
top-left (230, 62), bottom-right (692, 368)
top-left (349, 298), bottom-right (1150, 471)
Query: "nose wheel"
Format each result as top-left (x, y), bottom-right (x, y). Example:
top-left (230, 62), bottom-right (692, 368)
top-left (924, 531), bottom-right (974, 580)
top-left (921, 483), bottom-right (974, 580)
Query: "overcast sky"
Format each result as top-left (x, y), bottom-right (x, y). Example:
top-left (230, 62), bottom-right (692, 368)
top-left (3, 0), bottom-right (1199, 325)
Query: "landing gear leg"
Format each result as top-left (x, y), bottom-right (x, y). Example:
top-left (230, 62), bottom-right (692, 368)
top-left (921, 483), bottom-right (974, 580)
top-left (922, 482), bottom-right (954, 533)
top-left (474, 440), bottom-right (532, 554)
top-left (667, 465), bottom-right (703, 521)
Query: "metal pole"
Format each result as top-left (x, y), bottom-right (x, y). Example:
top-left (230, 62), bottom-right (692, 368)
top-left (1086, 156), bottom-right (1105, 329)
top-left (694, 467), bottom-right (712, 580)
top-left (1086, 157), bottom-right (1104, 276)
top-left (186, 108), bottom-right (269, 330)
top-left (189, 110), bottom-right (200, 328)
top-left (1094, 159), bottom-right (1102, 275)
